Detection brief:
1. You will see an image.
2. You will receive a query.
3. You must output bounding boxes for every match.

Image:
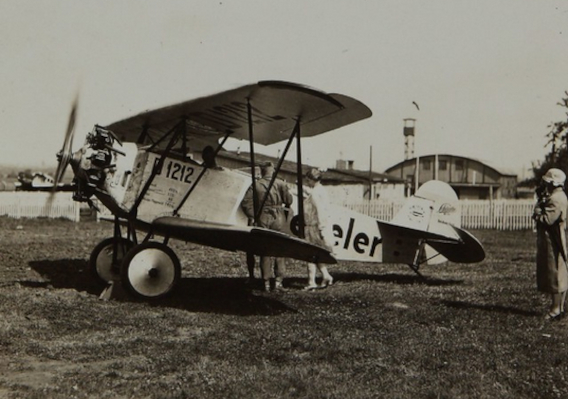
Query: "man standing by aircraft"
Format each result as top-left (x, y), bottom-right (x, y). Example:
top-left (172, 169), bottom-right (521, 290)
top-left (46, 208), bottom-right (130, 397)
top-left (241, 162), bottom-right (293, 292)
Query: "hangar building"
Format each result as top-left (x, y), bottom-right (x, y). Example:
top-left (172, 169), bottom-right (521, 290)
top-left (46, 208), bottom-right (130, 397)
top-left (384, 154), bottom-right (518, 199)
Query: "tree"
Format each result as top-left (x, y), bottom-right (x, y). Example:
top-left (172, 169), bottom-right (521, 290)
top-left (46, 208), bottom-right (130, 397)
top-left (531, 91), bottom-right (568, 185)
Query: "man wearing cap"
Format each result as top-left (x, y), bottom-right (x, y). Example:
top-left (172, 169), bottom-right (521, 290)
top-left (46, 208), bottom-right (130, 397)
top-left (533, 168), bottom-right (568, 320)
top-left (241, 162), bottom-right (293, 292)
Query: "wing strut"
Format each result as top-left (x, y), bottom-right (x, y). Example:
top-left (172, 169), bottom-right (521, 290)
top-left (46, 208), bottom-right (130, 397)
top-left (254, 120), bottom-right (299, 222)
top-left (146, 120), bottom-right (181, 152)
top-left (295, 118), bottom-right (305, 239)
top-left (136, 123), bottom-right (150, 145)
top-left (129, 120), bottom-right (185, 218)
top-left (172, 130), bottom-right (232, 215)
top-left (247, 99), bottom-right (260, 226)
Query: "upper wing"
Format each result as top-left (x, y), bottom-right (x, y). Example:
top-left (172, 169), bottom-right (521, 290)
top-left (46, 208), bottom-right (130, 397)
top-left (104, 81), bottom-right (372, 148)
top-left (152, 217), bottom-right (337, 264)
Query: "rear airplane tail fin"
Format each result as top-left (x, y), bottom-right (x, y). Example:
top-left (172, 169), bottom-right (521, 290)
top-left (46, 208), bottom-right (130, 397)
top-left (391, 180), bottom-right (461, 231)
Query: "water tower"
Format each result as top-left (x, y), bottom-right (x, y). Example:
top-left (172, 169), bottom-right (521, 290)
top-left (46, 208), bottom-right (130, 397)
top-left (403, 118), bottom-right (416, 160)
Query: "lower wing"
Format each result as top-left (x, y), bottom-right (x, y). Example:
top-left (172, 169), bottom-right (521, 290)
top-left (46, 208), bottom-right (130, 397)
top-left (152, 217), bottom-right (337, 264)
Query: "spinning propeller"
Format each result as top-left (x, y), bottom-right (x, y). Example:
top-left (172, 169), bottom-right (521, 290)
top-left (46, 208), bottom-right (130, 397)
top-left (54, 97), bottom-right (78, 189)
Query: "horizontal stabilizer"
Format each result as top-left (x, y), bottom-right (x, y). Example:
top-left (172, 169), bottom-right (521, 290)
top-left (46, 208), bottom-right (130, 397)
top-left (377, 220), bottom-right (485, 265)
top-left (427, 225), bottom-right (485, 263)
top-left (152, 217), bottom-right (336, 264)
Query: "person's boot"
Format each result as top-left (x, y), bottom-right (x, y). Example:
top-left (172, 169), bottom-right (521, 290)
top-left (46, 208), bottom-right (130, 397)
top-left (274, 279), bottom-right (287, 292)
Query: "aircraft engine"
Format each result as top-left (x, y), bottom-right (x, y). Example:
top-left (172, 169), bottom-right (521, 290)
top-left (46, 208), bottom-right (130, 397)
top-left (71, 126), bottom-right (121, 204)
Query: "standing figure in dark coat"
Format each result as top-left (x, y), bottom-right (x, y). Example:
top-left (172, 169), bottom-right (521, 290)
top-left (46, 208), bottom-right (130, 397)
top-left (533, 168), bottom-right (568, 320)
top-left (241, 162), bottom-right (293, 292)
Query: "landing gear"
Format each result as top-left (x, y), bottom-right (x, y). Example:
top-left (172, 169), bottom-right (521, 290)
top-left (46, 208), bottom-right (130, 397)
top-left (407, 239), bottom-right (427, 280)
top-left (406, 240), bottom-right (445, 281)
top-left (407, 261), bottom-right (426, 280)
top-left (89, 237), bottom-right (134, 285)
top-left (120, 242), bottom-right (181, 299)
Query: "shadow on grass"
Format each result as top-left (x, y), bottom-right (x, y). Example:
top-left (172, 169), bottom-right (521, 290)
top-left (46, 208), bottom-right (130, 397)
top-left (442, 300), bottom-right (540, 317)
top-left (26, 259), bottom-right (100, 295)
top-left (155, 278), bottom-right (297, 316)
top-left (27, 259), bottom-right (295, 316)
top-left (328, 272), bottom-right (464, 286)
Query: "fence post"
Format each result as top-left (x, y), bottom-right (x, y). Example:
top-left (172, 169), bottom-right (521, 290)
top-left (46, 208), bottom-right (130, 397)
top-left (75, 201), bottom-right (81, 222)
top-left (16, 192), bottom-right (21, 219)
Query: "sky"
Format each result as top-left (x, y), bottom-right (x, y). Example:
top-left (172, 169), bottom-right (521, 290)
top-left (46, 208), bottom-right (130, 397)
top-left (1, 1), bottom-right (568, 180)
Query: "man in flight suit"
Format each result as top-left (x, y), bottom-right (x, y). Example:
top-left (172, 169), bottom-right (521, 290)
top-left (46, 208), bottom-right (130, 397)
top-left (241, 162), bottom-right (293, 292)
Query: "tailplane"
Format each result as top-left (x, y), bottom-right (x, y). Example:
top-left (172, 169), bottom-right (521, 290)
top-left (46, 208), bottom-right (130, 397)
top-left (379, 181), bottom-right (484, 267)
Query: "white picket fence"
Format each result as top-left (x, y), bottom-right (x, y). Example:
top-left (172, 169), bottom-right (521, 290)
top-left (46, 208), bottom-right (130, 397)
top-left (460, 200), bottom-right (535, 230)
top-left (339, 199), bottom-right (536, 230)
top-left (0, 192), bottom-right (536, 230)
top-left (0, 192), bottom-right (80, 222)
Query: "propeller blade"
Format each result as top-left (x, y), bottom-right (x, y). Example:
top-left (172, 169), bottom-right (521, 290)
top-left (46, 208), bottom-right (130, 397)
top-left (63, 96), bottom-right (78, 153)
top-left (54, 96), bottom-right (79, 189)
top-left (53, 152), bottom-right (71, 188)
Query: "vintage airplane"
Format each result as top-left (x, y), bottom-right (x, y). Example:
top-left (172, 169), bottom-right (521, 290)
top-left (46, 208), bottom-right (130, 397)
top-left (17, 171), bottom-right (73, 191)
top-left (53, 81), bottom-right (484, 300)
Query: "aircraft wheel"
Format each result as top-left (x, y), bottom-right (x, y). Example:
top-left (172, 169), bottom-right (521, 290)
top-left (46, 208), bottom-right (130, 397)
top-left (120, 242), bottom-right (181, 299)
top-left (89, 237), bottom-right (134, 285)
top-left (289, 215), bottom-right (300, 237)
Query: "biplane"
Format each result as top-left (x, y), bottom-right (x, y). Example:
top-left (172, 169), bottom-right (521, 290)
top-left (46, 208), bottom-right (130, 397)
top-left (54, 81), bottom-right (484, 299)
top-left (17, 172), bottom-right (74, 192)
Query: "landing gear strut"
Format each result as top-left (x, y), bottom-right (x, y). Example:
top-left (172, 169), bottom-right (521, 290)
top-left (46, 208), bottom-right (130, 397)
top-left (407, 239), bottom-right (427, 281)
top-left (406, 240), bottom-right (444, 281)
top-left (89, 237), bottom-right (134, 285)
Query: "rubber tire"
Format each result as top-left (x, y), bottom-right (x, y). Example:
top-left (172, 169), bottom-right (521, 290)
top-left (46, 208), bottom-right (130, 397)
top-left (89, 237), bottom-right (134, 286)
top-left (120, 242), bottom-right (181, 299)
top-left (290, 215), bottom-right (300, 237)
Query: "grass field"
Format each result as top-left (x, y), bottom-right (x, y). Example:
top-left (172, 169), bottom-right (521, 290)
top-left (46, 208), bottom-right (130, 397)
top-left (0, 217), bottom-right (567, 398)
